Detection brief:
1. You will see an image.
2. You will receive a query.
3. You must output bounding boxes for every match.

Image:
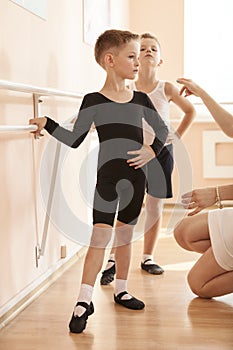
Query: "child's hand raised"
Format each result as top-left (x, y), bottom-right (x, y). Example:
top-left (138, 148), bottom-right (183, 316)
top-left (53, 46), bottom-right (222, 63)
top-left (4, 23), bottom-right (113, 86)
top-left (127, 144), bottom-right (155, 169)
top-left (29, 117), bottom-right (47, 139)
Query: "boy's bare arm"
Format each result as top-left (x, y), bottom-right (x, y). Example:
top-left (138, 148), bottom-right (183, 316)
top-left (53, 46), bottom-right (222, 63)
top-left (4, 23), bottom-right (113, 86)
top-left (165, 82), bottom-right (196, 138)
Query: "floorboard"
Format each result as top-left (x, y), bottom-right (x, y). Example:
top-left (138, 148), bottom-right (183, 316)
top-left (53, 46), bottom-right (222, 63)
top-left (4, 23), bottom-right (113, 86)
top-left (0, 235), bottom-right (232, 350)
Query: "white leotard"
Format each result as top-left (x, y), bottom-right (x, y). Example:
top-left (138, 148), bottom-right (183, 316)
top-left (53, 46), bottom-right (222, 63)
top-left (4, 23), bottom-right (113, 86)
top-left (130, 81), bottom-right (170, 144)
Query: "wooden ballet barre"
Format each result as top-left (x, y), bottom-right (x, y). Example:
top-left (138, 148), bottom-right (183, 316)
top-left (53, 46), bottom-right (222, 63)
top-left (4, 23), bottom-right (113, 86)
top-left (0, 79), bottom-right (83, 267)
top-left (0, 125), bottom-right (38, 133)
top-left (0, 79), bottom-right (83, 99)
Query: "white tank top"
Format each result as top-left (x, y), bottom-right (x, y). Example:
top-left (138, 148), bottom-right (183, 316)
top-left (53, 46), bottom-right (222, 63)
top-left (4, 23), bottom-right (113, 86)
top-left (130, 81), bottom-right (170, 145)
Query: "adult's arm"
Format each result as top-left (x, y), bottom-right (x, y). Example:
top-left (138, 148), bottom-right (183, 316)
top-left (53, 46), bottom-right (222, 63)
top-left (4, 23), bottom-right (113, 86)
top-left (177, 78), bottom-right (233, 138)
top-left (181, 184), bottom-right (233, 216)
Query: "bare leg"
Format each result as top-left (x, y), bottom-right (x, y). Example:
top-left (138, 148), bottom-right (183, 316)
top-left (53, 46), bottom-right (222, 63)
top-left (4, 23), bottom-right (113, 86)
top-left (82, 224), bottom-right (113, 286)
top-left (69, 224), bottom-right (113, 333)
top-left (114, 220), bottom-right (134, 280)
top-left (188, 247), bottom-right (233, 298)
top-left (109, 246), bottom-right (116, 255)
top-left (174, 213), bottom-right (211, 253)
top-left (113, 220), bottom-right (145, 309)
top-left (174, 213), bottom-right (233, 297)
top-left (100, 237), bottom-right (117, 285)
top-left (140, 195), bottom-right (164, 274)
top-left (143, 195), bottom-right (163, 255)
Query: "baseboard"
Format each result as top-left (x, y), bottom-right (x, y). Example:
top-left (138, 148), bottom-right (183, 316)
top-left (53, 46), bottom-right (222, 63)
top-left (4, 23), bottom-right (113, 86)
top-left (0, 247), bottom-right (87, 330)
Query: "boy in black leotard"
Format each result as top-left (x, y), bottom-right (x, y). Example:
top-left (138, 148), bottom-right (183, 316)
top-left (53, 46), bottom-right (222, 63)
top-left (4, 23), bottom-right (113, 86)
top-left (29, 29), bottom-right (168, 333)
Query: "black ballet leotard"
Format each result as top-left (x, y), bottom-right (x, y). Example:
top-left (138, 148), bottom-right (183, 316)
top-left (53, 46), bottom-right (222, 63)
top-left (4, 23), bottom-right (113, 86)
top-left (44, 91), bottom-right (168, 225)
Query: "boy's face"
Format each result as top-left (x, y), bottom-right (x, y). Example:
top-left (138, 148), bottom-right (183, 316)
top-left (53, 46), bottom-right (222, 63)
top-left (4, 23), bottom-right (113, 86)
top-left (139, 38), bottom-right (162, 68)
top-left (112, 40), bottom-right (140, 80)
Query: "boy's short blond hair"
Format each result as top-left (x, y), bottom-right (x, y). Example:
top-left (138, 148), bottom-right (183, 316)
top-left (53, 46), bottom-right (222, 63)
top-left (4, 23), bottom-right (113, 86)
top-left (140, 32), bottom-right (161, 50)
top-left (95, 29), bottom-right (139, 67)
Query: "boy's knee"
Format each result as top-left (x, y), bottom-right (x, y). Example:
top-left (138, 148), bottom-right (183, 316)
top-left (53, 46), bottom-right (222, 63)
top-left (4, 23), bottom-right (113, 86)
top-left (90, 227), bottom-right (112, 248)
top-left (115, 228), bottom-right (133, 246)
top-left (115, 235), bottom-right (132, 247)
top-left (90, 234), bottom-right (112, 248)
top-left (145, 197), bottom-right (163, 219)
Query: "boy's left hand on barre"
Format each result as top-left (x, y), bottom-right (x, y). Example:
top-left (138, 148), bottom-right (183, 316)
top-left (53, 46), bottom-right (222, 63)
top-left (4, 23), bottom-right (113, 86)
top-left (29, 117), bottom-right (47, 139)
top-left (127, 145), bottom-right (155, 169)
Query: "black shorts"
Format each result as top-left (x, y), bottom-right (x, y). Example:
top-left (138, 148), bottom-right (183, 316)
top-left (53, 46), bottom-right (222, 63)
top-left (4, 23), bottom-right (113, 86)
top-left (93, 160), bottom-right (146, 226)
top-left (146, 143), bottom-right (174, 198)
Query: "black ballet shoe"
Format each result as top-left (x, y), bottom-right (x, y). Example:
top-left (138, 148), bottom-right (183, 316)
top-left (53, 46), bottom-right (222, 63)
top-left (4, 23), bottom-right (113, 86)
top-left (100, 260), bottom-right (116, 285)
top-left (69, 301), bottom-right (94, 334)
top-left (114, 291), bottom-right (145, 310)
top-left (141, 259), bottom-right (164, 275)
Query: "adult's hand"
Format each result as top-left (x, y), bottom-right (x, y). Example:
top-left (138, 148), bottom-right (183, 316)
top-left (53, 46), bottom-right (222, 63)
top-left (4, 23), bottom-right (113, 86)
top-left (181, 187), bottom-right (216, 216)
top-left (176, 78), bottom-right (203, 98)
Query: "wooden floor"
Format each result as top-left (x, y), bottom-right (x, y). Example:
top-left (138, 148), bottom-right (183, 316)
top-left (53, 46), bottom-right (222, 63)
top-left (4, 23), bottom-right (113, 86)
top-left (0, 235), bottom-right (233, 350)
